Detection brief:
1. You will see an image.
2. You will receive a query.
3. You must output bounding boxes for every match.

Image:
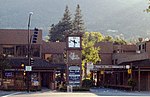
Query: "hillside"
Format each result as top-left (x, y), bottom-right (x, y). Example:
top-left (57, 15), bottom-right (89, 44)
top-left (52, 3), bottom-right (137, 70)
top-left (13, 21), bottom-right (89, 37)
top-left (0, 0), bottom-right (150, 40)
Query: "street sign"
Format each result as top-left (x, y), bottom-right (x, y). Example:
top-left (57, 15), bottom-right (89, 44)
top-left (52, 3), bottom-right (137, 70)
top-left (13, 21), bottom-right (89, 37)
top-left (69, 66), bottom-right (80, 86)
top-left (25, 66), bottom-right (32, 71)
top-left (5, 72), bottom-right (13, 77)
top-left (128, 69), bottom-right (132, 74)
top-left (94, 65), bottom-right (125, 69)
top-left (100, 70), bottom-right (104, 75)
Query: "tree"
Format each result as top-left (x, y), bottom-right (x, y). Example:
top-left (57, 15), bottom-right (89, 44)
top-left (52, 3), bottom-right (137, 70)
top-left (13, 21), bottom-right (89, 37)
top-left (61, 5), bottom-right (72, 35)
top-left (82, 32), bottom-right (103, 78)
top-left (146, 0), bottom-right (150, 12)
top-left (49, 5), bottom-right (72, 42)
top-left (102, 35), bottom-right (127, 45)
top-left (72, 4), bottom-right (85, 34)
top-left (113, 37), bottom-right (127, 45)
top-left (102, 36), bottom-right (113, 42)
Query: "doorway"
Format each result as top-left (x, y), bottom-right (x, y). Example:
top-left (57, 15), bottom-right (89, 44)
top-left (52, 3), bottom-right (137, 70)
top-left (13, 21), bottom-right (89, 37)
top-left (41, 72), bottom-right (50, 88)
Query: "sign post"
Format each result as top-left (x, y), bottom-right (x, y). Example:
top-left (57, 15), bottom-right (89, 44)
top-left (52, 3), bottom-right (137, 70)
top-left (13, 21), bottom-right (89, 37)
top-left (68, 66), bottom-right (80, 86)
top-left (66, 34), bottom-right (82, 90)
top-left (25, 66), bottom-right (32, 72)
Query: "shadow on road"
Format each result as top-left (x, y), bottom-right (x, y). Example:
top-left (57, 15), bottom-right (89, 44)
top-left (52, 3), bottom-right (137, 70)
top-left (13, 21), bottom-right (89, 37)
top-left (90, 87), bottom-right (150, 96)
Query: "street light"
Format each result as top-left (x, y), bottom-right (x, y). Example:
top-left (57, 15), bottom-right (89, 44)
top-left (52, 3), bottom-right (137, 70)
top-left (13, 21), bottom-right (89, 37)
top-left (27, 12), bottom-right (33, 93)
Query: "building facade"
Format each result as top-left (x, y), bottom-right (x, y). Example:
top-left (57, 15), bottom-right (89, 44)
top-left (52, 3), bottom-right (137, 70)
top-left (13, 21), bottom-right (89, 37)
top-left (1, 29), bottom-right (150, 91)
top-left (0, 29), bottom-right (66, 91)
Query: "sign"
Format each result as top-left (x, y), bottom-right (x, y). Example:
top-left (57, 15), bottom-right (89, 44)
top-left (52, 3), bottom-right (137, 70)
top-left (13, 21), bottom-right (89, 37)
top-left (69, 52), bottom-right (80, 60)
top-left (69, 66), bottom-right (80, 86)
top-left (87, 62), bottom-right (94, 69)
top-left (25, 66), bottom-right (32, 71)
top-left (5, 72), bottom-right (13, 77)
top-left (128, 69), bottom-right (132, 74)
top-left (100, 70), bottom-right (104, 75)
top-left (33, 81), bottom-right (39, 86)
top-left (94, 65), bottom-right (125, 69)
top-left (67, 50), bottom-right (81, 64)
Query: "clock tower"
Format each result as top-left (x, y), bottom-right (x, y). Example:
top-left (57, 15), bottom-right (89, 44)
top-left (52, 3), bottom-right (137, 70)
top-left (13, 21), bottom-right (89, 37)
top-left (66, 34), bottom-right (82, 87)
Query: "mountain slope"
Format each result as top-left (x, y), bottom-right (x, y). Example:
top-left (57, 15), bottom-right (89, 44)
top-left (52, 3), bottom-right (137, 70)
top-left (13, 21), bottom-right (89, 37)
top-left (0, 0), bottom-right (149, 40)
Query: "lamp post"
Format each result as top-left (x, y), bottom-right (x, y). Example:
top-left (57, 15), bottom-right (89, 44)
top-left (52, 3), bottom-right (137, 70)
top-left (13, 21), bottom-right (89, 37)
top-left (27, 12), bottom-right (33, 92)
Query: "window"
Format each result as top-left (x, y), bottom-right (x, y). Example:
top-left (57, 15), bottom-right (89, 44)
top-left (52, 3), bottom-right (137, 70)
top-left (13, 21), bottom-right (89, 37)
top-left (139, 45), bottom-right (141, 50)
top-left (142, 44), bottom-right (145, 49)
top-left (115, 59), bottom-right (118, 65)
top-left (45, 54), bottom-right (53, 62)
top-left (3, 46), bottom-right (14, 56)
top-left (112, 60), bottom-right (114, 65)
top-left (145, 43), bottom-right (146, 52)
top-left (30, 45), bottom-right (40, 57)
top-left (16, 45), bottom-right (28, 57)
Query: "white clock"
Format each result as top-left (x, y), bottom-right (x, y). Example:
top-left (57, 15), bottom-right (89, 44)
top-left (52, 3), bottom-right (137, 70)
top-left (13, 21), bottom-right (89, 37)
top-left (68, 36), bottom-right (80, 48)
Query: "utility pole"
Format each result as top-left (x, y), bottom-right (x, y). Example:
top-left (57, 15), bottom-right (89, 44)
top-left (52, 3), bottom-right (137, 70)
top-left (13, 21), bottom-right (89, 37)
top-left (27, 12), bottom-right (33, 92)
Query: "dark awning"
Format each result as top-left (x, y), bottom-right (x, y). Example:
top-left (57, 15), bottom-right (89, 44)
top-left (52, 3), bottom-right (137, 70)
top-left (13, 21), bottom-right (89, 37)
top-left (9, 58), bottom-right (66, 70)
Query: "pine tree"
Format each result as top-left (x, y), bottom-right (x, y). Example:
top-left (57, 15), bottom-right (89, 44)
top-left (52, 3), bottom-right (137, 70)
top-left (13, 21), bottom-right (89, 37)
top-left (61, 5), bottom-right (72, 35)
top-left (72, 4), bottom-right (85, 34)
top-left (49, 5), bottom-right (72, 42)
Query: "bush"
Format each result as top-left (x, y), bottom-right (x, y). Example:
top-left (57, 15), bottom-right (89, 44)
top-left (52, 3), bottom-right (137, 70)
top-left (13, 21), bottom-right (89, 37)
top-left (128, 78), bottom-right (136, 90)
top-left (82, 79), bottom-right (93, 88)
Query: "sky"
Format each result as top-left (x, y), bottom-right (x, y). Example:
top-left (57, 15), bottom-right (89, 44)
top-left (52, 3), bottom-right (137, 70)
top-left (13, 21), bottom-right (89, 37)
top-left (0, 0), bottom-right (150, 40)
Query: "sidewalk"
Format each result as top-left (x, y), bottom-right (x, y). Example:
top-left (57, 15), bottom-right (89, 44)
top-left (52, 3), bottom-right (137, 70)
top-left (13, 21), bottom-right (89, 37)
top-left (0, 88), bottom-right (55, 97)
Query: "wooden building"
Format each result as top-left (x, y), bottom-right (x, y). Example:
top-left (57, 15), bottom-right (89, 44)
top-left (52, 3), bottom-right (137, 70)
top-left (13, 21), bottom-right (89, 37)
top-left (0, 29), bottom-right (66, 91)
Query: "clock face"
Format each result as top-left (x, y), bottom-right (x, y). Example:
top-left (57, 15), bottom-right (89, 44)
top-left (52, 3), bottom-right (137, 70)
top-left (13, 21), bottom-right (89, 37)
top-left (68, 37), bottom-right (80, 48)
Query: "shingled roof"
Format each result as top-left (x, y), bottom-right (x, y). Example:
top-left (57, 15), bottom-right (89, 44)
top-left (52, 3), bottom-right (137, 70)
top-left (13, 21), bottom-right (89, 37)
top-left (10, 58), bottom-right (66, 69)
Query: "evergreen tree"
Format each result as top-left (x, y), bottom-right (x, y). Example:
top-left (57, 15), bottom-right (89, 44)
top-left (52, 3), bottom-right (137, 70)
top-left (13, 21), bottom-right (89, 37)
top-left (72, 4), bottom-right (85, 34)
top-left (49, 5), bottom-right (72, 42)
top-left (61, 5), bottom-right (72, 35)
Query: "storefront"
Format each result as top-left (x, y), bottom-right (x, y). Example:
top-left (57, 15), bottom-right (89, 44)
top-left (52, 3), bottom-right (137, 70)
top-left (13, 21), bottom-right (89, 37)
top-left (0, 59), bottom-right (66, 91)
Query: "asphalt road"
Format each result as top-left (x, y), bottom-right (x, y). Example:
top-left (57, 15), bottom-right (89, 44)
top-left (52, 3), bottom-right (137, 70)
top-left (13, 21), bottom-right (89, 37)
top-left (2, 88), bottom-right (150, 97)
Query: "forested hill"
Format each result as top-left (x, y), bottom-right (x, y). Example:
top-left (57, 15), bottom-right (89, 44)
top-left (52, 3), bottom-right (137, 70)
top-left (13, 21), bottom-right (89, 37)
top-left (0, 0), bottom-right (150, 40)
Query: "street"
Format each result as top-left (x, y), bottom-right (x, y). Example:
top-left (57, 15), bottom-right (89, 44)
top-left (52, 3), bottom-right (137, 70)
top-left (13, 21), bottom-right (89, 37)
top-left (1, 88), bottom-right (150, 97)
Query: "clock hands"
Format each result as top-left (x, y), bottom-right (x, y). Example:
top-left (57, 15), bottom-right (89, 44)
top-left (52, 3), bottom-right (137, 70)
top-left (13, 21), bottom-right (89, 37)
top-left (71, 40), bottom-right (77, 47)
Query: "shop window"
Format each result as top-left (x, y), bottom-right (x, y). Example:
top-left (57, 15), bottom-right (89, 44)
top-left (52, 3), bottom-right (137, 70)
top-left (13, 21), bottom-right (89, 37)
top-left (112, 60), bottom-right (114, 65)
top-left (142, 44), bottom-right (145, 49)
top-left (115, 59), bottom-right (118, 65)
top-left (139, 45), bottom-right (141, 50)
top-left (31, 73), bottom-right (39, 86)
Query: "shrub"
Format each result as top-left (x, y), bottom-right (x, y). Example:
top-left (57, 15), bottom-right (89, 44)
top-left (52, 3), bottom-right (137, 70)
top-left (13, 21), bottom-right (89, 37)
top-left (128, 78), bottom-right (136, 90)
top-left (82, 79), bottom-right (93, 88)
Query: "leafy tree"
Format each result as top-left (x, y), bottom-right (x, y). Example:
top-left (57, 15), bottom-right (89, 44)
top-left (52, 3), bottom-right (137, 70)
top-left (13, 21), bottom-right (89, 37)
top-left (72, 4), bottom-right (85, 34)
top-left (146, 0), bottom-right (150, 12)
top-left (113, 37), bottom-right (127, 45)
top-left (102, 35), bottom-right (113, 42)
top-left (82, 32), bottom-right (103, 78)
top-left (102, 35), bottom-right (127, 45)
top-left (49, 5), bottom-right (72, 42)
top-left (49, 22), bottom-right (64, 42)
